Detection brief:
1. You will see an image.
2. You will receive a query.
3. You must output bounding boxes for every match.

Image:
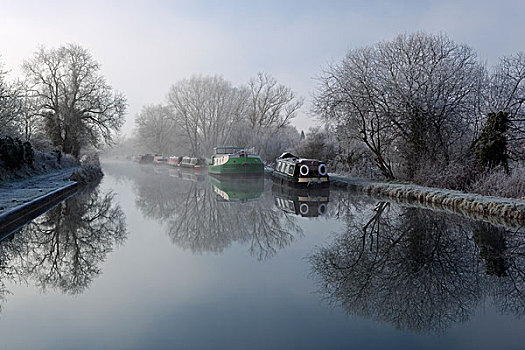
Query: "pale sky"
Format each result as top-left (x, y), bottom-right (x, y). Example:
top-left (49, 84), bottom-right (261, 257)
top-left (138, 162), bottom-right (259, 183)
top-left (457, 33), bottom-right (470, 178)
top-left (1, 0), bottom-right (524, 135)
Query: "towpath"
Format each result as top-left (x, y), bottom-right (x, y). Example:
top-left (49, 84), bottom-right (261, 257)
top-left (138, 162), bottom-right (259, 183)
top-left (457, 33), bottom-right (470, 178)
top-left (0, 168), bottom-right (78, 214)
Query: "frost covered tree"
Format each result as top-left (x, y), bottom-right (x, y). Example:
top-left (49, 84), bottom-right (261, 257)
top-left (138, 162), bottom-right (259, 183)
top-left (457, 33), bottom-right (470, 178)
top-left (295, 126), bottom-right (337, 161)
top-left (315, 32), bottom-right (485, 179)
top-left (488, 52), bottom-right (525, 160)
top-left (237, 72), bottom-right (303, 161)
top-left (247, 72), bottom-right (303, 131)
top-left (474, 111), bottom-right (509, 171)
top-left (167, 75), bottom-right (248, 156)
top-left (0, 61), bottom-right (22, 137)
top-left (134, 104), bottom-right (182, 155)
top-left (23, 44), bottom-right (126, 158)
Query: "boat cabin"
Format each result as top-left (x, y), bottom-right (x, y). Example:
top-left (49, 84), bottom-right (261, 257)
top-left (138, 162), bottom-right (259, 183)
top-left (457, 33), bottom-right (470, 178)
top-left (273, 152), bottom-right (329, 186)
top-left (153, 155), bottom-right (168, 164)
top-left (209, 146), bottom-right (263, 175)
top-left (168, 156), bottom-right (183, 166)
top-left (180, 156), bottom-right (207, 169)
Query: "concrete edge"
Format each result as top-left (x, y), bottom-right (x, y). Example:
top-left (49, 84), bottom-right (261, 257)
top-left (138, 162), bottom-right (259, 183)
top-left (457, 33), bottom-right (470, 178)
top-left (0, 182), bottom-right (79, 241)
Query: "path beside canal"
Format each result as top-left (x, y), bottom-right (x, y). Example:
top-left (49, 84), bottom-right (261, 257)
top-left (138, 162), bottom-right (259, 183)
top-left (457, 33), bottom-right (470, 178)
top-left (0, 168), bottom-right (78, 214)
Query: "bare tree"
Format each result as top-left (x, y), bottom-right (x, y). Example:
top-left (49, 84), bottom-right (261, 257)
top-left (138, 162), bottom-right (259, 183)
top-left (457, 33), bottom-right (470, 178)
top-left (134, 104), bottom-right (181, 155)
top-left (167, 75), bottom-right (248, 156)
top-left (15, 81), bottom-right (42, 142)
top-left (247, 72), bottom-right (303, 131)
top-left (0, 61), bottom-right (23, 137)
top-left (488, 52), bottom-right (525, 160)
top-left (315, 32), bottom-right (485, 179)
top-left (23, 44), bottom-right (126, 157)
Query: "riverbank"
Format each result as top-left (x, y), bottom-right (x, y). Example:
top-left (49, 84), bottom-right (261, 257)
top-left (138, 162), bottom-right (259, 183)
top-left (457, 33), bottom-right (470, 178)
top-left (0, 167), bottom-right (79, 213)
top-left (331, 175), bottom-right (525, 225)
top-left (0, 167), bottom-right (79, 238)
top-left (0, 155), bottom-right (105, 238)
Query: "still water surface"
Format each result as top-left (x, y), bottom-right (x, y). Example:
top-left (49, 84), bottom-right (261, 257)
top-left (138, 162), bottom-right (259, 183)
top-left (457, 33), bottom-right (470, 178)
top-left (0, 161), bottom-right (524, 349)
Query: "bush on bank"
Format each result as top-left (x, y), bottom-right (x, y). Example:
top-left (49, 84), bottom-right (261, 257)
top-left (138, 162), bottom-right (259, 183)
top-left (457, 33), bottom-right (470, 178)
top-left (69, 154), bottom-right (104, 184)
top-left (0, 136), bottom-right (76, 182)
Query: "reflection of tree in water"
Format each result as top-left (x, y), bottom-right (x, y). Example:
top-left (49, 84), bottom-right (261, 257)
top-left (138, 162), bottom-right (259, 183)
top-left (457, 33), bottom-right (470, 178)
top-left (490, 226), bottom-right (525, 318)
top-left (7, 183), bottom-right (127, 294)
top-left (169, 181), bottom-right (301, 260)
top-left (105, 162), bottom-right (304, 261)
top-left (310, 202), bottom-right (525, 333)
top-left (0, 239), bottom-right (20, 311)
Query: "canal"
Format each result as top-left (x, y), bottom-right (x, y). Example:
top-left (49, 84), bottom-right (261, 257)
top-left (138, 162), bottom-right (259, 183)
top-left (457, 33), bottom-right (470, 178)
top-left (0, 161), bottom-right (524, 349)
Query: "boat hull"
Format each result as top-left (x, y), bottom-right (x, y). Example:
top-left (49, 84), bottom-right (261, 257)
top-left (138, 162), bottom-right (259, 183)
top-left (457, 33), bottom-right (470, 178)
top-left (208, 162), bottom-right (264, 175)
top-left (272, 171), bottom-right (329, 188)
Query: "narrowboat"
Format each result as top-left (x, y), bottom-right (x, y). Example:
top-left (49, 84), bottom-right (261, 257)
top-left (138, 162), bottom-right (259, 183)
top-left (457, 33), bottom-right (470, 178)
top-left (208, 147), bottom-right (264, 176)
top-left (179, 156), bottom-right (207, 170)
top-left (272, 152), bottom-right (329, 187)
top-left (138, 154), bottom-right (154, 164)
top-left (153, 155), bottom-right (168, 164)
top-left (168, 156), bottom-right (183, 167)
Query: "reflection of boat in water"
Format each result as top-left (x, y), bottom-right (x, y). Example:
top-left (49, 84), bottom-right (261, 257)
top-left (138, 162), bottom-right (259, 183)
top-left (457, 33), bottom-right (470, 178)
top-left (210, 175), bottom-right (264, 202)
top-left (272, 183), bottom-right (329, 217)
top-left (136, 154), bottom-right (154, 164)
top-left (177, 167), bottom-right (206, 182)
top-left (153, 166), bottom-right (169, 175)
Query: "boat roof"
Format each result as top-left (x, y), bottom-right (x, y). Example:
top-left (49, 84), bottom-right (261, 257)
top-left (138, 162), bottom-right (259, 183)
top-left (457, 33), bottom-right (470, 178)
top-left (277, 153), bottom-right (326, 163)
top-left (278, 152), bottom-right (298, 159)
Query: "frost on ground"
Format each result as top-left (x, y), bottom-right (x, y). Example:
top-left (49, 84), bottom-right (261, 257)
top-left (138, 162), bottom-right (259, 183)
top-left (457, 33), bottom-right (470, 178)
top-left (0, 168), bottom-right (77, 214)
top-left (331, 175), bottom-right (525, 224)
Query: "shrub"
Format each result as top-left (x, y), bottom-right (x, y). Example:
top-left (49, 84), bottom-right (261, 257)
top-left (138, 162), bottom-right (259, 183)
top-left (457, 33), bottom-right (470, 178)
top-left (467, 167), bottom-right (525, 199)
top-left (0, 136), bottom-right (34, 170)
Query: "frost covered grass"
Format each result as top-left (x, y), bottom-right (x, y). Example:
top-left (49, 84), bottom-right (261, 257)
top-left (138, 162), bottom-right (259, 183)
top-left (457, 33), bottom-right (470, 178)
top-left (0, 153), bottom-right (103, 214)
top-left (331, 175), bottom-right (525, 224)
top-left (468, 168), bottom-right (525, 199)
top-left (0, 149), bottom-right (77, 183)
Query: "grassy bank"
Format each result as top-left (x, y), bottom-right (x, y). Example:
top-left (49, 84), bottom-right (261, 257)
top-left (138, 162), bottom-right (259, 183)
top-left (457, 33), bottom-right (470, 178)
top-left (331, 176), bottom-right (525, 226)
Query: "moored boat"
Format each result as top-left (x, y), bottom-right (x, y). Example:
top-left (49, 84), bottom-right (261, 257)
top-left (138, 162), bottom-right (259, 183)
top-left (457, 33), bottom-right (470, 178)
top-left (272, 152), bottom-right (329, 187)
top-left (153, 155), bottom-right (168, 164)
top-left (137, 154), bottom-right (154, 164)
top-left (208, 147), bottom-right (264, 176)
top-left (179, 156), bottom-right (207, 170)
top-left (168, 156), bottom-right (183, 167)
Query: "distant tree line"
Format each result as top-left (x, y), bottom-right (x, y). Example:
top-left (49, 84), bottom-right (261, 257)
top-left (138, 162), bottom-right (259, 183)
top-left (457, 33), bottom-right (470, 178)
top-left (133, 72), bottom-right (303, 162)
top-left (0, 44), bottom-right (126, 159)
top-left (312, 32), bottom-right (525, 194)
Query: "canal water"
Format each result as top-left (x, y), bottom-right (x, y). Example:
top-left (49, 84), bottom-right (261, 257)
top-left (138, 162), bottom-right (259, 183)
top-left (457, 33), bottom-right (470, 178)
top-left (0, 161), bottom-right (524, 349)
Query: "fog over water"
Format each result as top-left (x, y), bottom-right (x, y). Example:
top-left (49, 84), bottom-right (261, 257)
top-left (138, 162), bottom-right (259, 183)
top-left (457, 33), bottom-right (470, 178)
top-left (0, 161), bottom-right (524, 349)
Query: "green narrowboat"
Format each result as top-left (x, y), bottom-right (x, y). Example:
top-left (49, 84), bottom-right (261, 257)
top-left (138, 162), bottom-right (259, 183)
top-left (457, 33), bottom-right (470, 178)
top-left (208, 147), bottom-right (264, 176)
top-left (272, 152), bottom-right (329, 187)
